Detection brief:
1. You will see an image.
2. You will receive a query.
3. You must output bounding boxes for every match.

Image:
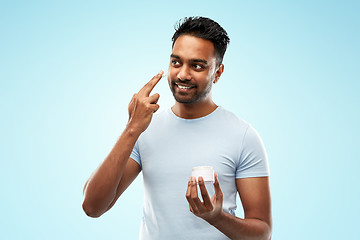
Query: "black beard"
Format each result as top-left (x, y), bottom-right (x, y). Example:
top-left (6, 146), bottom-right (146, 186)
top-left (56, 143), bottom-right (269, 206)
top-left (170, 80), bottom-right (212, 104)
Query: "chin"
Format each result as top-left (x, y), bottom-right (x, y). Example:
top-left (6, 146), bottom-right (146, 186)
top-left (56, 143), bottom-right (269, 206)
top-left (173, 94), bottom-right (200, 104)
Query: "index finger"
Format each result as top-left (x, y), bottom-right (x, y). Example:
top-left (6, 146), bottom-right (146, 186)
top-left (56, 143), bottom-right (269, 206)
top-left (198, 177), bottom-right (212, 207)
top-left (139, 70), bottom-right (164, 96)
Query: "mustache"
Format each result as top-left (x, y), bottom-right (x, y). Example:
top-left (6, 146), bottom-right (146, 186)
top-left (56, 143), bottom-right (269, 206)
top-left (172, 78), bottom-right (196, 86)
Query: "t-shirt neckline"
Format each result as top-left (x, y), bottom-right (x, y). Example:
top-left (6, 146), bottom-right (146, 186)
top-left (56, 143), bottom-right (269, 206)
top-left (168, 106), bottom-right (222, 122)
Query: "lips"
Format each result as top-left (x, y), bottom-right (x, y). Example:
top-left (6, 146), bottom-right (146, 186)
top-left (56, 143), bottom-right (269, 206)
top-left (177, 85), bottom-right (192, 89)
top-left (174, 82), bottom-right (196, 90)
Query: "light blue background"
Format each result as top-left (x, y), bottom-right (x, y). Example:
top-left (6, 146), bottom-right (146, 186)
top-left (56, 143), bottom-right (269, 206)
top-left (1, 0), bottom-right (359, 239)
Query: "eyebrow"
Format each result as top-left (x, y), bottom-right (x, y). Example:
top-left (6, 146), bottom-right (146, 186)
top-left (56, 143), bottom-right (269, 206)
top-left (170, 54), bottom-right (208, 65)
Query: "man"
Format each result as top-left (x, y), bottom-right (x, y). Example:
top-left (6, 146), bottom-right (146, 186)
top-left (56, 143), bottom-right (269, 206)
top-left (82, 17), bottom-right (272, 240)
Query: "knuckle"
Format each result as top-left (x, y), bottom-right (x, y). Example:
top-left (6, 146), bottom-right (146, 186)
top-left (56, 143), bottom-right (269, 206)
top-left (141, 99), bottom-right (148, 105)
top-left (145, 105), bottom-right (152, 112)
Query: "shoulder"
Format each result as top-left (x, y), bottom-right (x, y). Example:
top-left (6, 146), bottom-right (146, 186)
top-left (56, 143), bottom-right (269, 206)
top-left (140, 108), bottom-right (171, 137)
top-left (216, 106), bottom-right (250, 132)
top-left (216, 107), bottom-right (266, 149)
top-left (149, 108), bottom-right (171, 124)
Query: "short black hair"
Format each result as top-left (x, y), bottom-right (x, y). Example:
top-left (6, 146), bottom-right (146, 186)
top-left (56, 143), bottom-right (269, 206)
top-left (172, 16), bottom-right (230, 66)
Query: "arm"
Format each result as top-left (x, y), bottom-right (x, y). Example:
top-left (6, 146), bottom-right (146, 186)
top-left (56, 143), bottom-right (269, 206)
top-left (82, 71), bottom-right (164, 217)
top-left (186, 175), bottom-right (272, 240)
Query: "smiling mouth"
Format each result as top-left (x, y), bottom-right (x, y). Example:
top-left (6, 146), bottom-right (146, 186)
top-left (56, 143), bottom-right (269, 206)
top-left (175, 82), bottom-right (195, 90)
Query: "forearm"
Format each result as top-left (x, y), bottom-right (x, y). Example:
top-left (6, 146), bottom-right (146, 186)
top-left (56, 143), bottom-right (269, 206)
top-left (208, 211), bottom-right (272, 240)
top-left (82, 126), bottom-right (140, 217)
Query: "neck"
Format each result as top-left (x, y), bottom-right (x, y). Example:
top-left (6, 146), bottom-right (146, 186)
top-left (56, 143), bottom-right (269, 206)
top-left (171, 99), bottom-right (218, 119)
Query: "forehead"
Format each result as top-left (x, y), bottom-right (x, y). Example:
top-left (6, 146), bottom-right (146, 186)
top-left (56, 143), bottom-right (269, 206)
top-left (172, 35), bottom-right (216, 62)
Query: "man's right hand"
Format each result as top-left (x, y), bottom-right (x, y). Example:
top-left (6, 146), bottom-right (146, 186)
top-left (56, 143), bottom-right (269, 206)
top-left (83, 70), bottom-right (164, 218)
top-left (127, 70), bottom-right (163, 134)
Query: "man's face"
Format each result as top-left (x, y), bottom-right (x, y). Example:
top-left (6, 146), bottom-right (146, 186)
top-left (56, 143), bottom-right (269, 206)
top-left (168, 35), bottom-right (220, 104)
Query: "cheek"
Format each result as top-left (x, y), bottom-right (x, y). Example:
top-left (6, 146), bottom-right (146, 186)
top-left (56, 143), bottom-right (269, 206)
top-left (167, 77), bottom-right (171, 86)
top-left (167, 73), bottom-right (175, 86)
top-left (168, 69), bottom-right (178, 80)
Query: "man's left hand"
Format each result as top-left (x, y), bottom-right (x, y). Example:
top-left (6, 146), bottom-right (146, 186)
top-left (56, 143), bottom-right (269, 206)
top-left (186, 173), bottom-right (223, 222)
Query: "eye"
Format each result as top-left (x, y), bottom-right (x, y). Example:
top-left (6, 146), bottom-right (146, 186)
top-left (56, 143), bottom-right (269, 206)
top-left (171, 60), bottom-right (181, 67)
top-left (193, 64), bottom-right (205, 70)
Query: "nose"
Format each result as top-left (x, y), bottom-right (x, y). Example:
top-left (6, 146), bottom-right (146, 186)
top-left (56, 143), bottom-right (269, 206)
top-left (177, 65), bottom-right (191, 81)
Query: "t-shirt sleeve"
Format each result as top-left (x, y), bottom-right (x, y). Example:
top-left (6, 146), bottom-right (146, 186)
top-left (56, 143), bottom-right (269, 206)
top-left (236, 125), bottom-right (270, 178)
top-left (130, 140), bottom-right (142, 169)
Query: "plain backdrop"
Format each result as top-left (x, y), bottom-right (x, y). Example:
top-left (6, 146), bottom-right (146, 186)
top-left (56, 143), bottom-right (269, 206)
top-left (1, 0), bottom-right (359, 239)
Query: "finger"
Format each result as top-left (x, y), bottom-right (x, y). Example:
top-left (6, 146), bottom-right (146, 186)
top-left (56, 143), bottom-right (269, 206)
top-left (198, 177), bottom-right (212, 208)
top-left (189, 205), bottom-right (194, 213)
top-left (186, 178), bottom-right (191, 200)
top-left (139, 70), bottom-right (163, 97)
top-left (213, 173), bottom-right (223, 200)
top-left (190, 177), bottom-right (205, 213)
top-left (186, 177), bottom-right (197, 212)
top-left (149, 103), bottom-right (160, 113)
top-left (148, 93), bottom-right (160, 104)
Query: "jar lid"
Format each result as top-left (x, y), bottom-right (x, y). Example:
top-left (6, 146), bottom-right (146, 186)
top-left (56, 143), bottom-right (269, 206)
top-left (191, 166), bottom-right (214, 183)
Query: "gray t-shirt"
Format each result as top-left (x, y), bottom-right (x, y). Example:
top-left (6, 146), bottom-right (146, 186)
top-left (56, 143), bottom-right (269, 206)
top-left (131, 106), bottom-right (270, 239)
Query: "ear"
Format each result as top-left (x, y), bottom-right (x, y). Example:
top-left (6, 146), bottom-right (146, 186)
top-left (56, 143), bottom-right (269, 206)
top-left (213, 64), bottom-right (224, 84)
